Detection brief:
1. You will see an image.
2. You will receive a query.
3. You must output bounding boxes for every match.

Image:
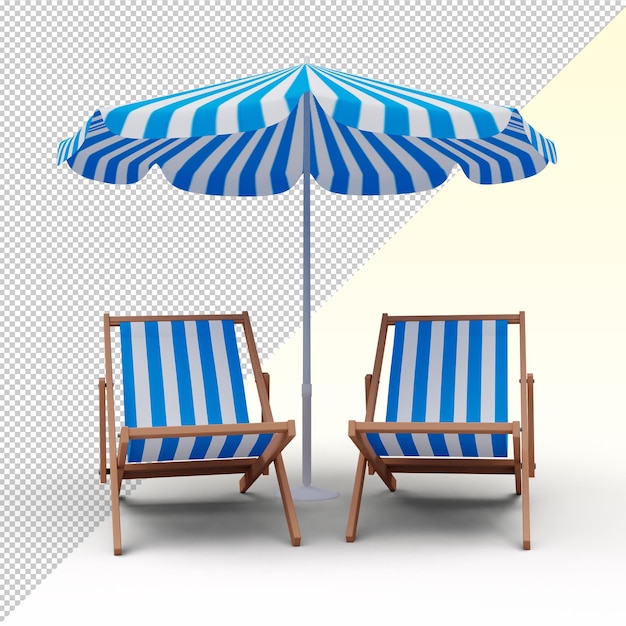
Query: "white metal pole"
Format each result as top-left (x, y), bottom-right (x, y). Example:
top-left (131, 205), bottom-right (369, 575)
top-left (289, 85), bottom-right (338, 501)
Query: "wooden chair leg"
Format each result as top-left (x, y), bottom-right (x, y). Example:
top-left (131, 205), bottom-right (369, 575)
top-left (513, 422), bottom-right (521, 495)
top-left (346, 454), bottom-right (367, 542)
top-left (109, 469), bottom-right (123, 556)
top-left (522, 462), bottom-right (531, 550)
top-left (262, 372), bottom-right (270, 476)
top-left (273, 454), bottom-right (301, 546)
top-left (99, 379), bottom-right (107, 484)
top-left (527, 373), bottom-right (536, 478)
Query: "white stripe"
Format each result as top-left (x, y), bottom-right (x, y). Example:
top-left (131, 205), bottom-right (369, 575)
top-left (141, 438), bottom-right (163, 462)
top-left (432, 140), bottom-right (484, 182)
top-left (396, 322), bottom-right (419, 422)
top-left (476, 321), bottom-right (496, 456)
top-left (129, 323), bottom-right (152, 428)
top-left (253, 110), bottom-right (303, 194)
top-left (256, 70), bottom-right (304, 126)
top-left (104, 139), bottom-right (182, 183)
top-left (232, 434), bottom-right (259, 458)
top-left (377, 433), bottom-right (404, 456)
top-left (157, 322), bottom-right (181, 427)
top-left (172, 436), bottom-right (195, 461)
top-left (222, 130), bottom-right (267, 195)
top-left (321, 80), bottom-right (387, 133)
top-left (343, 130), bottom-right (398, 193)
top-left (209, 320), bottom-right (237, 424)
top-left (444, 434), bottom-right (464, 457)
top-left (480, 321), bottom-right (496, 423)
top-left (376, 135), bottom-right (455, 193)
top-left (450, 321), bottom-right (470, 457)
top-left (453, 321), bottom-right (469, 422)
top-left (186, 135), bottom-right (245, 193)
top-left (475, 434), bottom-right (497, 458)
top-left (411, 433), bottom-right (434, 456)
top-left (205, 435), bottom-right (226, 458)
top-left (396, 136), bottom-right (457, 188)
top-left (184, 321), bottom-right (209, 425)
top-left (425, 321), bottom-right (445, 422)
top-left (311, 107), bottom-right (364, 194)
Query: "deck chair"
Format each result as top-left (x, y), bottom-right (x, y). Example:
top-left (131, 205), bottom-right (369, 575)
top-left (346, 312), bottom-right (535, 549)
top-left (99, 312), bottom-right (301, 554)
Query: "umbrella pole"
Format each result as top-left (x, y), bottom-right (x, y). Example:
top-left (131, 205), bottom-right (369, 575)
top-left (290, 90), bottom-right (338, 501)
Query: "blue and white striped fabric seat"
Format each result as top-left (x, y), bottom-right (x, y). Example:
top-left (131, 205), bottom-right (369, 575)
top-left (367, 319), bottom-right (509, 458)
top-left (120, 319), bottom-right (273, 463)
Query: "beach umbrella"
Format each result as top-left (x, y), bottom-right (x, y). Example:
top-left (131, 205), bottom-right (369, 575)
top-left (57, 64), bottom-right (557, 500)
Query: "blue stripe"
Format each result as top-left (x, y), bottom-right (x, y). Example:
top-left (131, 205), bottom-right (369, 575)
top-left (218, 435), bottom-right (243, 458)
top-left (270, 106), bottom-right (300, 194)
top-left (120, 323), bottom-right (137, 428)
top-left (486, 135), bottom-right (537, 179)
top-left (436, 138), bottom-right (495, 184)
top-left (235, 71), bottom-right (305, 132)
top-left (315, 66), bottom-right (502, 137)
top-left (458, 434), bottom-right (479, 457)
top-left (190, 68), bottom-right (298, 135)
top-left (493, 319), bottom-right (508, 456)
top-left (107, 68), bottom-right (296, 137)
top-left (170, 136), bottom-right (229, 190)
top-left (336, 124), bottom-right (380, 194)
top-left (206, 133), bottom-right (256, 195)
top-left (366, 433), bottom-right (388, 456)
top-left (103, 139), bottom-right (160, 183)
top-left (120, 322), bottom-right (145, 462)
top-left (396, 433), bottom-right (419, 455)
top-left (195, 320), bottom-right (223, 424)
top-left (171, 321), bottom-right (195, 426)
top-left (144, 322), bottom-right (167, 428)
top-left (361, 132), bottom-right (414, 193)
top-left (190, 437), bottom-right (212, 459)
top-left (283, 66), bottom-right (310, 111)
top-left (466, 321), bottom-right (482, 422)
top-left (385, 322), bottom-right (405, 422)
top-left (391, 136), bottom-right (450, 189)
top-left (439, 321), bottom-right (458, 422)
top-left (78, 137), bottom-right (136, 181)
top-left (313, 100), bottom-right (350, 193)
top-left (222, 320), bottom-right (249, 423)
top-left (238, 125), bottom-right (278, 196)
top-left (460, 320), bottom-right (482, 457)
top-left (428, 434), bottom-right (448, 456)
top-left (249, 433), bottom-right (273, 457)
top-left (126, 138), bottom-right (179, 183)
top-left (411, 321), bottom-right (431, 422)
top-left (464, 139), bottom-right (514, 182)
top-left (158, 438), bottom-right (179, 461)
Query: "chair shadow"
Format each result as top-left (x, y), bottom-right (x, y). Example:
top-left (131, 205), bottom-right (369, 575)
top-left (117, 481), bottom-right (292, 554)
top-left (355, 486), bottom-right (523, 548)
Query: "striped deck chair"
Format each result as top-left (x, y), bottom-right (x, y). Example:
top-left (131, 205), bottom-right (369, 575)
top-left (99, 312), bottom-right (301, 554)
top-left (346, 312), bottom-right (535, 549)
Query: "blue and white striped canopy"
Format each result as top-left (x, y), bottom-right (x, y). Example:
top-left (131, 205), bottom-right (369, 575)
top-left (57, 64), bottom-right (556, 195)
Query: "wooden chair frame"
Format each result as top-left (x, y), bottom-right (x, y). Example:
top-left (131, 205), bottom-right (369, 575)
top-left (99, 312), bottom-right (301, 554)
top-left (346, 312), bottom-right (535, 549)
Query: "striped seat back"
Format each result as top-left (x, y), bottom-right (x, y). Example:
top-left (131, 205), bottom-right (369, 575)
top-left (119, 319), bottom-right (272, 463)
top-left (373, 319), bottom-right (509, 458)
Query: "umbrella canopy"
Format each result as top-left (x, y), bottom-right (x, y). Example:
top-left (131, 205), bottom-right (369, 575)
top-left (57, 64), bottom-right (556, 499)
top-left (58, 64), bottom-right (556, 194)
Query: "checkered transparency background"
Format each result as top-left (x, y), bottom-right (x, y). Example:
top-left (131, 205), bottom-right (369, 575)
top-left (1, 0), bottom-right (624, 619)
